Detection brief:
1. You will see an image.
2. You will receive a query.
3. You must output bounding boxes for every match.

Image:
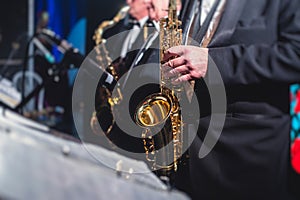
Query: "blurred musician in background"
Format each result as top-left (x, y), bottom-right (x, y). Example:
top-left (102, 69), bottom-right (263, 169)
top-left (90, 0), bottom-right (155, 149)
top-left (90, 0), bottom-right (182, 155)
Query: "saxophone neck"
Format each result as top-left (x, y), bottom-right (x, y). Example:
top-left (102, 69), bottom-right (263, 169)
top-left (168, 0), bottom-right (179, 21)
top-left (169, 0), bottom-right (177, 13)
top-left (93, 5), bottom-right (129, 46)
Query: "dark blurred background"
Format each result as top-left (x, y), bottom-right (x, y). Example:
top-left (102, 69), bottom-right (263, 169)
top-left (0, 0), bottom-right (126, 136)
top-left (0, 0), bottom-right (126, 58)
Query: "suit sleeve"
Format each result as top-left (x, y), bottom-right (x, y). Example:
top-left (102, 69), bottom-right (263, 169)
top-left (208, 0), bottom-right (300, 85)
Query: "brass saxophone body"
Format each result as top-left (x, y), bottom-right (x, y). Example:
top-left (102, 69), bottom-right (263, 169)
top-left (92, 6), bottom-right (129, 134)
top-left (135, 0), bottom-right (183, 179)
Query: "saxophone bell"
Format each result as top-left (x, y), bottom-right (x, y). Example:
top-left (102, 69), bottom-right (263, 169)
top-left (135, 94), bottom-right (172, 127)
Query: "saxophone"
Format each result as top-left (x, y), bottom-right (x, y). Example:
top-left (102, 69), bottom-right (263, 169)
top-left (91, 6), bottom-right (129, 134)
top-left (135, 0), bottom-right (183, 180)
top-left (93, 5), bottom-right (129, 81)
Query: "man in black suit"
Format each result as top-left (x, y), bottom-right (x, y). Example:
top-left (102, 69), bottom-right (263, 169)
top-left (91, 0), bottom-right (157, 150)
top-left (151, 0), bottom-right (300, 199)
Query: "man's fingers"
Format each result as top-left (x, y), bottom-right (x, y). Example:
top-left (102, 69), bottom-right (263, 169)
top-left (164, 67), bottom-right (181, 78)
top-left (163, 64), bottom-right (189, 78)
top-left (173, 74), bottom-right (192, 83)
top-left (173, 65), bottom-right (189, 73)
top-left (163, 45), bottom-right (185, 61)
top-left (162, 56), bottom-right (186, 68)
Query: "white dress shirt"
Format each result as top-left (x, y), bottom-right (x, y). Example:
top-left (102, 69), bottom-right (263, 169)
top-left (120, 16), bottom-right (149, 58)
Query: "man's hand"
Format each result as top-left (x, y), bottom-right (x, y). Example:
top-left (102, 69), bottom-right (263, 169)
top-left (163, 45), bottom-right (208, 82)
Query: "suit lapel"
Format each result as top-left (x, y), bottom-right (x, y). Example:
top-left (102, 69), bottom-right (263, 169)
top-left (209, 0), bottom-right (246, 46)
top-left (181, 0), bottom-right (198, 41)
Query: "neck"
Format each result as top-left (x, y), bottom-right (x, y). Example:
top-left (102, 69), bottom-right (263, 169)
top-left (132, 12), bottom-right (148, 21)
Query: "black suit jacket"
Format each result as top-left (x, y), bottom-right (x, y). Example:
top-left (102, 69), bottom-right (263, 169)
top-left (106, 32), bottom-right (160, 156)
top-left (177, 0), bottom-right (300, 199)
top-left (95, 16), bottom-right (160, 157)
top-left (102, 15), bottom-right (133, 58)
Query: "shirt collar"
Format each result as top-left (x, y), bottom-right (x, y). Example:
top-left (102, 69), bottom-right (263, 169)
top-left (138, 16), bottom-right (149, 28)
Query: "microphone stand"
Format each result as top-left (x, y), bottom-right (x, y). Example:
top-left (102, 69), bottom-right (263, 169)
top-left (16, 35), bottom-right (69, 112)
top-left (17, 29), bottom-right (118, 112)
top-left (15, 60), bottom-right (66, 112)
top-left (20, 34), bottom-right (36, 114)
